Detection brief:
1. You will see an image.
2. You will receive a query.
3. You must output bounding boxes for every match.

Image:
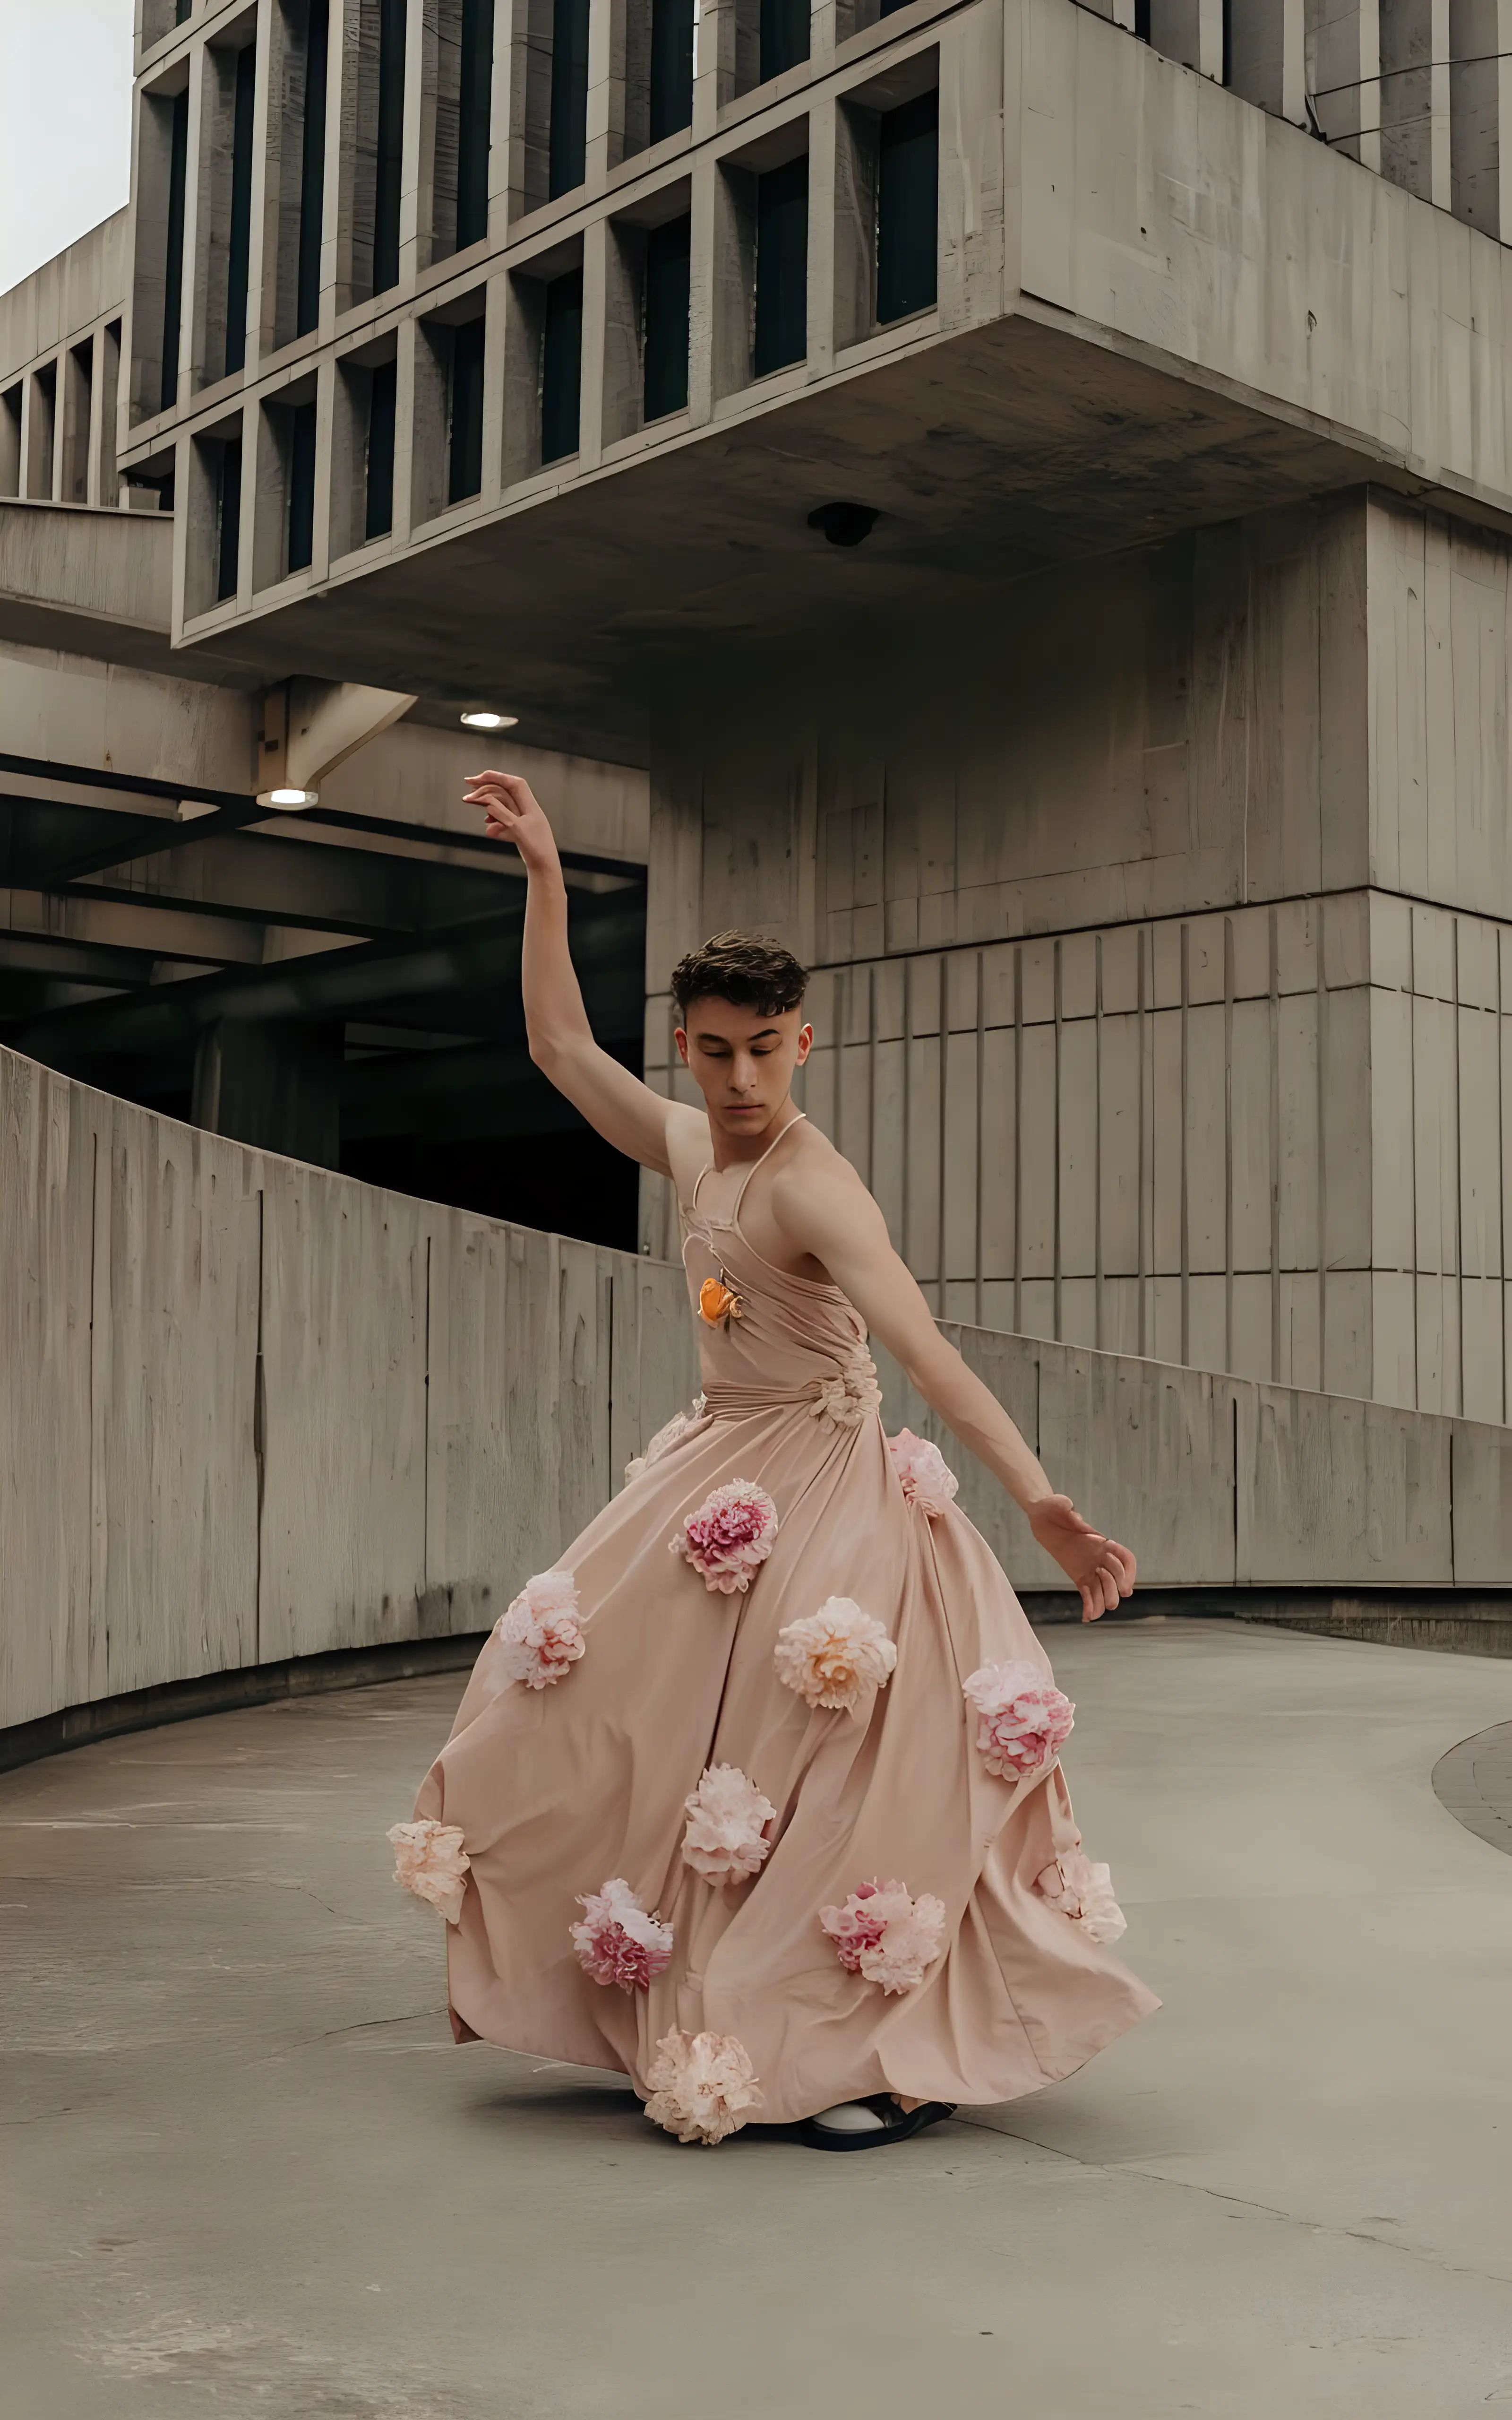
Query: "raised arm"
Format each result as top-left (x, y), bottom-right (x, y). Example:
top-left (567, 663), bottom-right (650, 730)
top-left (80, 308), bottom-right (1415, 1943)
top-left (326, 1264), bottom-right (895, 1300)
top-left (464, 770), bottom-right (685, 1175)
top-left (771, 1149), bottom-right (1136, 1622)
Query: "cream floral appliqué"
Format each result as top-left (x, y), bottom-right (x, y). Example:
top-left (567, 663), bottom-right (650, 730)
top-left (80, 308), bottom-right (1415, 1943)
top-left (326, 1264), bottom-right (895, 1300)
top-left (490, 1569), bottom-right (585, 1691)
top-left (1034, 1850), bottom-right (1127, 1945)
top-left (625, 1395), bottom-right (706, 1484)
top-left (681, 1763), bottom-right (777, 1883)
top-left (773, 1597), bottom-right (898, 1715)
top-left (961, 1659), bottom-right (1075, 1778)
top-left (569, 1877), bottom-right (674, 1991)
top-left (644, 2027), bottom-right (764, 2144)
top-left (808, 1353), bottom-right (883, 1431)
top-left (387, 1818), bottom-right (471, 1925)
top-left (671, 1479), bottom-right (779, 1594)
top-left (887, 1428), bottom-right (960, 1517)
top-left (819, 1879), bottom-right (947, 1994)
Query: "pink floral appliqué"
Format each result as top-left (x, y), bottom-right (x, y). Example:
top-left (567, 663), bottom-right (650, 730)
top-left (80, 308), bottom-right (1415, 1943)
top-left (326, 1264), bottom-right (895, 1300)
top-left (569, 1877), bottom-right (674, 1992)
top-left (962, 1659), bottom-right (1075, 1779)
top-left (671, 1479), bottom-right (779, 1595)
top-left (1034, 1850), bottom-right (1127, 1946)
top-left (681, 1764), bottom-right (777, 1884)
top-left (625, 1395), bottom-right (706, 1485)
top-left (644, 2027), bottom-right (765, 2145)
top-left (387, 1818), bottom-right (471, 1925)
top-left (819, 1879), bottom-right (947, 1995)
top-left (887, 1428), bottom-right (960, 1518)
top-left (773, 1598), bottom-right (898, 1716)
top-left (492, 1569), bottom-right (585, 1690)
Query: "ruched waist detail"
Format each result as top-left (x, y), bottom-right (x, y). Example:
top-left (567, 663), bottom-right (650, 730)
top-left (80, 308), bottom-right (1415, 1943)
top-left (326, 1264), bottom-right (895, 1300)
top-left (704, 1352), bottom-right (884, 1434)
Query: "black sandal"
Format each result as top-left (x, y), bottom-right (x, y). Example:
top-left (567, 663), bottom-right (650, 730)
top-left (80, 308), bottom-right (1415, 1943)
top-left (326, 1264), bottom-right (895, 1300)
top-left (798, 2096), bottom-right (957, 2152)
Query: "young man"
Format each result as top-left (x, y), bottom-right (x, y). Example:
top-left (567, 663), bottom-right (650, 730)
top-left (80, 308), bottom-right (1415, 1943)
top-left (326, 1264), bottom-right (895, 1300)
top-left (390, 770), bottom-right (1157, 2152)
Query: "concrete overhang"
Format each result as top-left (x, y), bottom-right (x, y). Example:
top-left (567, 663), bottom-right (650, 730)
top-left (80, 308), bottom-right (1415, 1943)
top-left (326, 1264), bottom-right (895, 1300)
top-left (167, 308), bottom-right (1441, 758)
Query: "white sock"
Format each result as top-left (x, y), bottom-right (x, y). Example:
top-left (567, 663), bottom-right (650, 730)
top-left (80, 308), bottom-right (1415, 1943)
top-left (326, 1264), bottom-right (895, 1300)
top-left (814, 2100), bottom-right (887, 2133)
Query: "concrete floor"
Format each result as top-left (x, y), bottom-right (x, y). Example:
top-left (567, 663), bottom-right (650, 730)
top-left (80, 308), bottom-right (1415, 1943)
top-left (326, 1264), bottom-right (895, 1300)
top-left (4, 1618), bottom-right (1512, 2420)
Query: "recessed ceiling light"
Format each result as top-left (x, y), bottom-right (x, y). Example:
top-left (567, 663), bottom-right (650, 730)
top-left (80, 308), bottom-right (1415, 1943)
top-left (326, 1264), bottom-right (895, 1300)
top-left (258, 786), bottom-right (319, 809)
top-left (459, 709), bottom-right (518, 730)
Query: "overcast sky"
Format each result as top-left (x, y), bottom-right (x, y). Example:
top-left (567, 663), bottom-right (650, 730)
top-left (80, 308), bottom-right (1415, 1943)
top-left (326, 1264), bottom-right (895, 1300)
top-left (0, 0), bottom-right (137, 296)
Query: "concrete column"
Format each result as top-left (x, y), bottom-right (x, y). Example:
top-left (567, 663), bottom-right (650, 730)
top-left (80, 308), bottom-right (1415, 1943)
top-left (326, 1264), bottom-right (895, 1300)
top-left (1450, 0), bottom-right (1512, 235)
top-left (1228, 0), bottom-right (1307, 119)
top-left (1378, 0), bottom-right (1450, 206)
top-left (192, 1018), bottom-right (344, 1167)
top-left (1150, 0), bottom-right (1225, 80)
top-left (1306, 0), bottom-right (1381, 168)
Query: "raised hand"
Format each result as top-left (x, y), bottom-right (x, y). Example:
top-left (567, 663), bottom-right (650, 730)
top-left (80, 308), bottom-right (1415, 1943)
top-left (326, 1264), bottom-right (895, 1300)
top-left (463, 769), bottom-right (560, 874)
top-left (1026, 1494), bottom-right (1136, 1624)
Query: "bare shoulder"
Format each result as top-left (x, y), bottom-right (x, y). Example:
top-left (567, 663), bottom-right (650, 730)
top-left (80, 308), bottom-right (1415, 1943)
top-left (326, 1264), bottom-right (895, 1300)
top-left (663, 1101), bottom-right (713, 1200)
top-left (769, 1122), bottom-right (882, 1232)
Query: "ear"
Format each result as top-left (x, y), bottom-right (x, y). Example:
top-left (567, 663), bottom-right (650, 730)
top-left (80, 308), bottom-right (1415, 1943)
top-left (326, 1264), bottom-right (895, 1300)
top-left (794, 1022), bottom-right (814, 1065)
top-left (674, 1025), bottom-right (689, 1067)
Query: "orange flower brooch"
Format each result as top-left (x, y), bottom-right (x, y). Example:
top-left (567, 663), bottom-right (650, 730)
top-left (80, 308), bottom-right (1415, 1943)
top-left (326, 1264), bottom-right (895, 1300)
top-left (698, 1274), bottom-right (743, 1329)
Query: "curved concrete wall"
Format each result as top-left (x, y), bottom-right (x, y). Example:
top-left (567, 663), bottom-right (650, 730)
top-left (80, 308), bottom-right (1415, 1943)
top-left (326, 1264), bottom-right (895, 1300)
top-left (5, 1042), bottom-right (1512, 1742)
top-left (0, 1044), bottom-right (698, 1734)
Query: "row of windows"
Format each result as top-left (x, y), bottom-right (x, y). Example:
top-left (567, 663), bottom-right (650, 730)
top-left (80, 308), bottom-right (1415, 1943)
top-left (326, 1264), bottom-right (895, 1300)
top-left (193, 79), bottom-right (938, 611)
top-left (0, 323), bottom-right (124, 507)
top-left (138, 0), bottom-right (928, 426)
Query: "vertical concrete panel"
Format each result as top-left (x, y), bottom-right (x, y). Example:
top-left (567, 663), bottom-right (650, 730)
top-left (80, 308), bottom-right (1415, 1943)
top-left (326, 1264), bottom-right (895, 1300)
top-left (0, 1057), bottom-right (94, 1727)
top-left (258, 1165), bottom-right (427, 1661)
top-left (1099, 1008), bottom-right (1141, 1274)
top-left (1240, 1387), bottom-right (1452, 1583)
top-left (1058, 1014), bottom-right (1097, 1279)
top-left (90, 1104), bottom-right (259, 1698)
top-left (1185, 999), bottom-right (1227, 1272)
top-left (1229, 994), bottom-right (1273, 1270)
top-left (1276, 990), bottom-right (1319, 1269)
top-left (979, 1021), bottom-right (1016, 1284)
top-left (1019, 1021), bottom-right (1057, 1282)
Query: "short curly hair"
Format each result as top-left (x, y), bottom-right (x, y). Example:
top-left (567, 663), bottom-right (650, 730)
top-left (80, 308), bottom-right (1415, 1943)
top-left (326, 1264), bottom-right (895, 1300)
top-left (670, 930), bottom-right (809, 1019)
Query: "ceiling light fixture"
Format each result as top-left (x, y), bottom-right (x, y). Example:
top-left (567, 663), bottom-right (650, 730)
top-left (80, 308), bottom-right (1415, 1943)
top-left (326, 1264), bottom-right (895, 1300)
top-left (258, 786), bottom-right (319, 809)
top-left (459, 709), bottom-right (519, 731)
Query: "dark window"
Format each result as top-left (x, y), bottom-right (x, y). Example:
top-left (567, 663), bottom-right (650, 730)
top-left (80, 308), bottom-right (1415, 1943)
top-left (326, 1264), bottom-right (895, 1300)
top-left (287, 400), bottom-right (318, 569)
top-left (448, 317), bottom-right (486, 502)
top-left (224, 45), bottom-right (257, 375)
top-left (875, 87), bottom-right (937, 325)
top-left (217, 437), bottom-right (243, 599)
top-left (1134, 0), bottom-right (1150, 36)
top-left (648, 0), bottom-right (695, 140)
top-left (643, 214), bottom-right (690, 421)
top-left (541, 269), bottom-right (583, 464)
top-left (753, 155), bottom-right (808, 376)
top-left (759, 0), bottom-right (808, 83)
top-left (297, 0), bottom-right (330, 337)
top-left (365, 358), bottom-right (397, 537)
top-left (549, 0), bottom-right (590, 197)
top-left (162, 87), bottom-right (189, 408)
top-left (374, 0), bottom-right (406, 293)
top-left (176, 0), bottom-right (191, 18)
top-left (456, 0), bottom-right (494, 247)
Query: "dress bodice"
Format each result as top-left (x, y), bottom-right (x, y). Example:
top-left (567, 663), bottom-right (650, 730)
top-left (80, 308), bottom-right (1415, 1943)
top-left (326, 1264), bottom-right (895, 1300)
top-left (677, 1120), bottom-right (882, 1429)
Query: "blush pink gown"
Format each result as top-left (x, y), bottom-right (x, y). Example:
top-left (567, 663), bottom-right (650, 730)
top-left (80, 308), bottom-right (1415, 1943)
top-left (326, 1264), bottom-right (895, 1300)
top-left (405, 1121), bottom-right (1159, 2139)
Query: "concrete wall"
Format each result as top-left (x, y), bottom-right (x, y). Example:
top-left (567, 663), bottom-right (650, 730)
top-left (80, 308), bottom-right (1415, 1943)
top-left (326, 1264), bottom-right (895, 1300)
top-left (6, 1036), bottom-right (1510, 1740)
top-left (0, 1042), bottom-right (698, 1734)
top-left (641, 489), bottom-right (1512, 1426)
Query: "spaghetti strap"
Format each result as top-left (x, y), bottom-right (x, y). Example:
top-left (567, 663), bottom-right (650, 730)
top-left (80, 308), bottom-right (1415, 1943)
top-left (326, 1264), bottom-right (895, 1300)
top-left (688, 1114), bottom-right (808, 1223)
top-left (730, 1113), bottom-right (807, 1217)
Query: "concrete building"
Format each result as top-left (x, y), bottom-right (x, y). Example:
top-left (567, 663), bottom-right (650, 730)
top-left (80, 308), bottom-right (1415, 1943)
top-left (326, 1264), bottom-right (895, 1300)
top-left (0, 208), bottom-right (649, 1242)
top-left (8, 0), bottom-right (1512, 1762)
top-left (92, 0), bottom-right (1512, 1426)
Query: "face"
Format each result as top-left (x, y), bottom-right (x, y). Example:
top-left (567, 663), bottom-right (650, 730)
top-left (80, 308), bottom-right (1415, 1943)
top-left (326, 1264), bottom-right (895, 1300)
top-left (674, 995), bottom-right (812, 1141)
